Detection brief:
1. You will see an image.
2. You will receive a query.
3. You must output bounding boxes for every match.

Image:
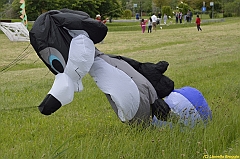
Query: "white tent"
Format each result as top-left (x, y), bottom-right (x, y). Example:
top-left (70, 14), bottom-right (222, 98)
top-left (0, 22), bottom-right (29, 42)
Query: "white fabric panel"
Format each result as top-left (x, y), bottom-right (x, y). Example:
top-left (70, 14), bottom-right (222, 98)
top-left (89, 57), bottom-right (140, 122)
top-left (48, 73), bottom-right (74, 106)
top-left (64, 33), bottom-right (95, 92)
top-left (0, 22), bottom-right (29, 41)
top-left (164, 92), bottom-right (202, 126)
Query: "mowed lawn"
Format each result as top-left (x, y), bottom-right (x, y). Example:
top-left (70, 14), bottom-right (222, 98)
top-left (0, 18), bottom-right (240, 158)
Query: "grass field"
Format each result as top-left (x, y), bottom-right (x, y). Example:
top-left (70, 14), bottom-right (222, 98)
top-left (0, 17), bottom-right (240, 158)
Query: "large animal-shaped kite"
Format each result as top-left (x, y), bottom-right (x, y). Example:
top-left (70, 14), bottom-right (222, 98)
top-left (30, 9), bottom-right (173, 124)
top-left (30, 9), bottom-right (212, 126)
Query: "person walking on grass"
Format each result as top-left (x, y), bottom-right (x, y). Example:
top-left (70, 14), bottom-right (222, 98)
top-left (196, 15), bottom-right (202, 31)
top-left (140, 18), bottom-right (148, 33)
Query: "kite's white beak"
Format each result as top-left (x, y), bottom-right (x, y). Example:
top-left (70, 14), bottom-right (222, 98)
top-left (38, 73), bottom-right (75, 115)
top-left (49, 73), bottom-right (75, 105)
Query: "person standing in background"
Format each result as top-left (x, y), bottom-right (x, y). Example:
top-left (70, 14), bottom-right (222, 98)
top-left (186, 10), bottom-right (190, 22)
top-left (151, 13), bottom-right (157, 31)
top-left (147, 17), bottom-right (152, 33)
top-left (163, 14), bottom-right (167, 25)
top-left (96, 14), bottom-right (108, 24)
top-left (157, 12), bottom-right (162, 25)
top-left (179, 12), bottom-right (183, 24)
top-left (136, 13), bottom-right (139, 20)
top-left (158, 12), bottom-right (162, 19)
top-left (175, 12), bottom-right (179, 23)
top-left (189, 10), bottom-right (193, 23)
top-left (96, 14), bottom-right (108, 43)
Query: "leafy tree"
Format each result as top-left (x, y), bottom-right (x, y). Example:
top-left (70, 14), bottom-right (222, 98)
top-left (0, 0), bottom-right (11, 18)
top-left (1, 0), bottom-right (19, 18)
top-left (142, 0), bottom-right (152, 13)
top-left (183, 0), bottom-right (201, 9)
top-left (130, 0), bottom-right (152, 14)
top-left (22, 0), bottom-right (122, 21)
top-left (97, 0), bottom-right (122, 21)
top-left (192, 0), bottom-right (208, 10)
top-left (120, 0), bottom-right (127, 10)
top-left (170, 0), bottom-right (178, 9)
top-left (24, 0), bottom-right (62, 20)
top-left (162, 6), bottom-right (172, 17)
top-left (232, 0), bottom-right (240, 15)
top-left (224, 0), bottom-right (240, 16)
top-left (71, 0), bottom-right (105, 18)
top-left (178, 2), bottom-right (192, 15)
top-left (153, 0), bottom-right (168, 9)
top-left (0, 0), bottom-right (10, 11)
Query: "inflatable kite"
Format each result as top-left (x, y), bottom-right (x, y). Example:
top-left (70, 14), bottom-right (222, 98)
top-left (30, 9), bottom-right (212, 126)
top-left (29, 9), bottom-right (173, 124)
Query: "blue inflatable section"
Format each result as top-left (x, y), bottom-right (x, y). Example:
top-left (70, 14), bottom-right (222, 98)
top-left (173, 86), bottom-right (212, 121)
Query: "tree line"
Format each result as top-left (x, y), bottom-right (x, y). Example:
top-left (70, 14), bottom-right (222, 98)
top-left (1, 0), bottom-right (123, 20)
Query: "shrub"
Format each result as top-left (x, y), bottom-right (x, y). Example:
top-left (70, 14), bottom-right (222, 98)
top-left (223, 12), bottom-right (233, 17)
top-left (123, 9), bottom-right (132, 19)
top-left (162, 6), bottom-right (172, 17)
top-left (209, 11), bottom-right (219, 18)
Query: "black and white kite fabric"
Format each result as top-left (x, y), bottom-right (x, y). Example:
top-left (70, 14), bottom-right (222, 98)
top-left (30, 9), bottom-right (212, 126)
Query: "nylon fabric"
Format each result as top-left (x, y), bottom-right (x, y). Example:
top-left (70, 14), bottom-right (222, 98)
top-left (89, 57), bottom-right (140, 122)
top-left (48, 73), bottom-right (74, 106)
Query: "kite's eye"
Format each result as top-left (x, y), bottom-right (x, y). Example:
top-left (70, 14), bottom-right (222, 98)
top-left (39, 47), bottom-right (66, 74)
top-left (49, 55), bottom-right (64, 73)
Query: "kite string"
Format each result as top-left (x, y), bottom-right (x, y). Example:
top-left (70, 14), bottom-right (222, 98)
top-left (0, 43), bottom-right (32, 73)
top-left (0, 44), bottom-right (52, 92)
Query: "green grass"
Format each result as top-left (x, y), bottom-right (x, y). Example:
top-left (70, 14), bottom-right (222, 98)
top-left (0, 17), bottom-right (240, 158)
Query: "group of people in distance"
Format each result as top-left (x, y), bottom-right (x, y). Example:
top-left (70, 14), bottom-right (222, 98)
top-left (140, 12), bottom-right (173, 33)
top-left (175, 10), bottom-right (202, 31)
top-left (175, 10), bottom-right (193, 24)
top-left (140, 13), bottom-right (159, 33)
top-left (140, 11), bottom-right (202, 33)
top-left (96, 11), bottom-right (202, 34)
